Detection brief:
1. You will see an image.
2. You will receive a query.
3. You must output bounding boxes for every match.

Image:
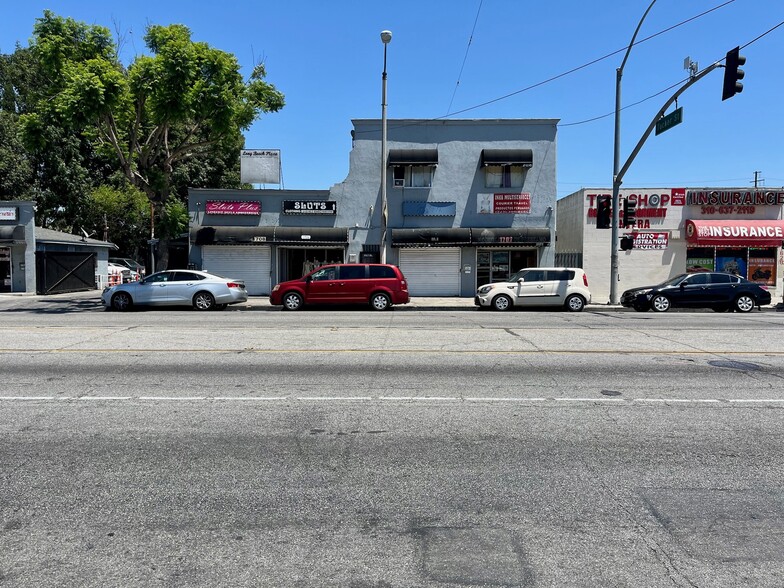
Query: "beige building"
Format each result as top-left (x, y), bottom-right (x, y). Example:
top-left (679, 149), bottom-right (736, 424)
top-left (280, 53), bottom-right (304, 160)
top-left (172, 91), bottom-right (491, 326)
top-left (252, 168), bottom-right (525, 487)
top-left (556, 187), bottom-right (784, 304)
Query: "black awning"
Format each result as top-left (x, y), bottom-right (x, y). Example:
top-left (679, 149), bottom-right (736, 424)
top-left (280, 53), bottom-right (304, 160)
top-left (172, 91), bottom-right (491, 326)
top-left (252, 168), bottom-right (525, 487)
top-left (481, 149), bottom-right (533, 168)
top-left (388, 149), bottom-right (438, 166)
top-left (472, 227), bottom-right (550, 246)
top-left (391, 228), bottom-right (472, 247)
top-left (191, 226), bottom-right (275, 245)
top-left (274, 227), bottom-right (348, 244)
top-left (0, 225), bottom-right (24, 242)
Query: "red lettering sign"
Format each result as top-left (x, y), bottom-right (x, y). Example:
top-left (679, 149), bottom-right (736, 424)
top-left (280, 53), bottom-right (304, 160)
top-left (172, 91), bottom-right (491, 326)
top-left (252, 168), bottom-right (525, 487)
top-left (205, 201), bottom-right (261, 215)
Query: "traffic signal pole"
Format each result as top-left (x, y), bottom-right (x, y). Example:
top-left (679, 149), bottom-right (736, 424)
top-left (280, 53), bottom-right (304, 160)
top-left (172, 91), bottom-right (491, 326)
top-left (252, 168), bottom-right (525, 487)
top-left (609, 60), bottom-right (722, 303)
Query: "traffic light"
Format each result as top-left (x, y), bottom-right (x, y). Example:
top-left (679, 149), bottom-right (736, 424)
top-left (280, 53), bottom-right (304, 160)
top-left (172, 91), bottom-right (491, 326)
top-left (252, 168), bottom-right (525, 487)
top-left (622, 197), bottom-right (637, 228)
top-left (596, 195), bottom-right (611, 229)
top-left (722, 46), bottom-right (745, 101)
top-left (620, 235), bottom-right (634, 251)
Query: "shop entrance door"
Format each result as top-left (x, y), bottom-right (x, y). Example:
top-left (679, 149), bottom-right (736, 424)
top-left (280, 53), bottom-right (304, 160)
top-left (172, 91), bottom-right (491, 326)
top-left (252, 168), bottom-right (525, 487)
top-left (0, 248), bottom-right (11, 292)
top-left (476, 249), bottom-right (536, 287)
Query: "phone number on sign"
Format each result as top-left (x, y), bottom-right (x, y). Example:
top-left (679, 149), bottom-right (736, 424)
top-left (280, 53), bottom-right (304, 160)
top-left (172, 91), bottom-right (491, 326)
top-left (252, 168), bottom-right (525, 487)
top-left (701, 206), bottom-right (756, 215)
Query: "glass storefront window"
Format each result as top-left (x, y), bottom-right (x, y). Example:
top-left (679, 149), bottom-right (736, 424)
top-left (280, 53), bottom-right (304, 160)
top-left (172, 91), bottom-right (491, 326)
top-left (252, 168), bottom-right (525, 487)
top-left (749, 248), bottom-right (776, 286)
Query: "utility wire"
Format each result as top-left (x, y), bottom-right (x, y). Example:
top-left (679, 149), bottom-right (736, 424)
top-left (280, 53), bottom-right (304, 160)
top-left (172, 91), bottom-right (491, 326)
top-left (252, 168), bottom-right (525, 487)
top-left (446, 0), bottom-right (483, 116)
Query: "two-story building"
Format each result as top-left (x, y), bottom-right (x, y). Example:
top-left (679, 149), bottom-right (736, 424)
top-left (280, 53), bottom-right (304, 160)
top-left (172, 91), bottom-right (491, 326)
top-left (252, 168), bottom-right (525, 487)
top-left (188, 118), bottom-right (559, 296)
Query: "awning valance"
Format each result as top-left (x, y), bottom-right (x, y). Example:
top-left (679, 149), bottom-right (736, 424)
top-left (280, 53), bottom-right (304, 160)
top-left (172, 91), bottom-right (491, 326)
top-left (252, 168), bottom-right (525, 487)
top-left (388, 149), bottom-right (438, 166)
top-left (391, 228), bottom-right (471, 247)
top-left (273, 227), bottom-right (348, 245)
top-left (685, 220), bottom-right (784, 247)
top-left (192, 226), bottom-right (275, 245)
top-left (472, 227), bottom-right (550, 246)
top-left (0, 225), bottom-right (25, 242)
top-left (481, 149), bottom-right (533, 168)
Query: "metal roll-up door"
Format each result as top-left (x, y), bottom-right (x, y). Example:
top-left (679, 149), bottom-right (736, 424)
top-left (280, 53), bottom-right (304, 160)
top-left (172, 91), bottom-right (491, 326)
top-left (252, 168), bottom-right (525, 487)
top-left (399, 248), bottom-right (461, 296)
top-left (202, 245), bottom-right (271, 295)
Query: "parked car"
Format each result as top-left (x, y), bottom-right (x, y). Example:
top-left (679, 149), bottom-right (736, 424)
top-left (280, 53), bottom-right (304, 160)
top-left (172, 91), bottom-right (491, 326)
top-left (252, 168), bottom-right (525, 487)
top-left (102, 270), bottom-right (248, 311)
top-left (620, 272), bottom-right (771, 313)
top-left (110, 257), bottom-right (146, 277)
top-left (270, 263), bottom-right (409, 311)
top-left (474, 267), bottom-right (591, 312)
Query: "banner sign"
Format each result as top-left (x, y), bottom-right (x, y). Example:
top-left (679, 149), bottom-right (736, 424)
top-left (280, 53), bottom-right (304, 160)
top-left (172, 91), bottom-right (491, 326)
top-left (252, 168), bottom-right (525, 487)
top-left (282, 201), bottom-right (337, 215)
top-left (632, 232), bottom-right (668, 250)
top-left (205, 201), bottom-right (261, 216)
top-left (240, 149), bottom-right (281, 184)
top-left (478, 193), bottom-right (531, 214)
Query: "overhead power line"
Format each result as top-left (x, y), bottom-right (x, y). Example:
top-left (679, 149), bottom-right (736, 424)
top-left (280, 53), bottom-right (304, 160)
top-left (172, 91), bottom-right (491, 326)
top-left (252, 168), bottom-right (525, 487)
top-left (446, 0), bottom-right (484, 116)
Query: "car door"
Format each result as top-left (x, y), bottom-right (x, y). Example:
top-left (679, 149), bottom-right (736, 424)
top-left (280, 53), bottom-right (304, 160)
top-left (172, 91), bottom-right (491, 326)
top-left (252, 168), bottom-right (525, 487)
top-left (671, 272), bottom-right (712, 307)
top-left (305, 266), bottom-right (340, 303)
top-left (514, 269), bottom-right (550, 306)
top-left (135, 271), bottom-right (172, 305)
top-left (707, 272), bottom-right (738, 305)
top-left (546, 269), bottom-right (572, 306)
top-left (166, 271), bottom-right (205, 305)
top-left (338, 264), bottom-right (368, 303)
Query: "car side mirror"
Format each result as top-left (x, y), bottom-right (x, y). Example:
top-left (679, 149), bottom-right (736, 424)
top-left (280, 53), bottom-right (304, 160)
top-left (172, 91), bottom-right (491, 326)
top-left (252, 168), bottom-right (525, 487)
top-left (517, 278), bottom-right (525, 283)
top-left (305, 275), bottom-right (312, 284)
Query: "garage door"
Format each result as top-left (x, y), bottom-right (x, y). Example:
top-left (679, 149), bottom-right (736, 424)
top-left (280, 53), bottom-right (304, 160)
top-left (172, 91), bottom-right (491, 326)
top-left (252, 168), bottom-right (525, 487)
top-left (399, 248), bottom-right (461, 296)
top-left (202, 246), bottom-right (271, 295)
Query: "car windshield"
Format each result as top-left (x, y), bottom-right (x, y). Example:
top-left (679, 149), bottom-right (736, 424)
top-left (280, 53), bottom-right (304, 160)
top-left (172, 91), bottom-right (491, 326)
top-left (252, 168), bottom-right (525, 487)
top-left (659, 274), bottom-right (689, 287)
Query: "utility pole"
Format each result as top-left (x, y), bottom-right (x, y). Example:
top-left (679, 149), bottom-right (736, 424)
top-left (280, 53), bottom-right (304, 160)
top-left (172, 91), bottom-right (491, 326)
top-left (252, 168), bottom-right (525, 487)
top-left (753, 171), bottom-right (762, 188)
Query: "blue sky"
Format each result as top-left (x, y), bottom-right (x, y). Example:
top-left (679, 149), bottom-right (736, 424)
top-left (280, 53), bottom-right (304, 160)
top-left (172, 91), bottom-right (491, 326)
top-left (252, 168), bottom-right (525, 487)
top-left (3, 1), bottom-right (783, 197)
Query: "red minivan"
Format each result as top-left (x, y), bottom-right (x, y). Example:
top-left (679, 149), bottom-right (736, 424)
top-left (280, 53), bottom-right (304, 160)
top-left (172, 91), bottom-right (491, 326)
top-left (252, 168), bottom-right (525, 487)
top-left (270, 264), bottom-right (410, 311)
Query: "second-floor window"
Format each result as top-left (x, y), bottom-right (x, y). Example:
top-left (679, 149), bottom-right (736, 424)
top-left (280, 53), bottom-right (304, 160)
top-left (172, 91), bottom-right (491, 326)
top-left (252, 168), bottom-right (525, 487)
top-left (393, 165), bottom-right (434, 188)
top-left (485, 165), bottom-right (525, 188)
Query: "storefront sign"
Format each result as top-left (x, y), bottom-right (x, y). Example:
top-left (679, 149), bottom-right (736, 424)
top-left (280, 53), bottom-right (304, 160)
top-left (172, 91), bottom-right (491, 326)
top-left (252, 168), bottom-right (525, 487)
top-left (631, 232), bottom-right (668, 250)
top-left (687, 189), bottom-right (784, 207)
top-left (205, 201), bottom-right (261, 216)
top-left (282, 201), bottom-right (337, 215)
top-left (240, 149), bottom-right (281, 184)
top-left (478, 193), bottom-right (531, 214)
top-left (686, 219), bottom-right (784, 246)
top-left (0, 207), bottom-right (18, 221)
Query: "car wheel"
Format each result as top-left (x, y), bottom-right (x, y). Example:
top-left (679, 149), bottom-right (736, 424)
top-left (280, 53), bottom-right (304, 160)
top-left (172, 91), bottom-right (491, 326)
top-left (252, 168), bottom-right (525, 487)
top-left (632, 302), bottom-right (649, 312)
top-left (111, 292), bottom-right (132, 312)
top-left (370, 292), bottom-right (391, 311)
top-left (564, 294), bottom-right (585, 312)
top-left (282, 292), bottom-right (304, 311)
top-left (491, 294), bottom-right (513, 311)
top-left (734, 294), bottom-right (755, 313)
top-left (650, 294), bottom-right (671, 312)
top-left (193, 291), bottom-right (215, 311)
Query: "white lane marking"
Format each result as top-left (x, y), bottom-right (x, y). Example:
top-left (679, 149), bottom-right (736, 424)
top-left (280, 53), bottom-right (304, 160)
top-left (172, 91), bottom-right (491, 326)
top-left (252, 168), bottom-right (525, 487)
top-left (138, 396), bottom-right (207, 401)
top-left (0, 396), bottom-right (56, 400)
top-left (213, 396), bottom-right (288, 401)
top-left (297, 396), bottom-right (372, 401)
top-left (77, 396), bottom-right (132, 401)
top-left (379, 396), bottom-right (459, 401)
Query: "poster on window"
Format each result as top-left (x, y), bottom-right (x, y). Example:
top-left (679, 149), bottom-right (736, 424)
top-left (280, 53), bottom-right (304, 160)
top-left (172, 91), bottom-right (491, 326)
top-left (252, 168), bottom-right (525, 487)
top-left (748, 257), bottom-right (776, 285)
top-left (477, 193), bottom-right (531, 214)
top-left (716, 254), bottom-right (747, 277)
top-left (686, 256), bottom-right (714, 273)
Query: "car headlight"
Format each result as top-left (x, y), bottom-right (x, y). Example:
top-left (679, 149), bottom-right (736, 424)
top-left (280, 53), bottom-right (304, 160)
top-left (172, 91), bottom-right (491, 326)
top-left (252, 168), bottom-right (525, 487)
top-left (272, 284), bottom-right (280, 292)
top-left (478, 285), bottom-right (493, 295)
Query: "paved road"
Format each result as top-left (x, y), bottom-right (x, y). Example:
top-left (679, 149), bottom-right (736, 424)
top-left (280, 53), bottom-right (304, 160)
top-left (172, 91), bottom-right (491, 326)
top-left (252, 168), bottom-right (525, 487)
top-left (1, 292), bottom-right (783, 587)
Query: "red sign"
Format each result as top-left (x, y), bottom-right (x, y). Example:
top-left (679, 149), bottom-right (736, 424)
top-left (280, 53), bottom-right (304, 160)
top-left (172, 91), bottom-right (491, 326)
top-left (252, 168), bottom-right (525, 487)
top-left (206, 200), bottom-right (261, 215)
top-left (686, 219), bottom-right (784, 246)
top-left (493, 193), bottom-right (531, 214)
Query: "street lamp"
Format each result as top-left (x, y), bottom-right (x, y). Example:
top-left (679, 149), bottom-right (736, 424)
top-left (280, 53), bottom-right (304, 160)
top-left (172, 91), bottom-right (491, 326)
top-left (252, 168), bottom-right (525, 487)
top-left (380, 30), bottom-right (392, 263)
top-left (610, 1), bottom-right (656, 304)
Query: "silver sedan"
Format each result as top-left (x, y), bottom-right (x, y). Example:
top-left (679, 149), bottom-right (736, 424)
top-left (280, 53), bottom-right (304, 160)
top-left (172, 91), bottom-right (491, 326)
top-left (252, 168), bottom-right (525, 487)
top-left (101, 270), bottom-right (248, 311)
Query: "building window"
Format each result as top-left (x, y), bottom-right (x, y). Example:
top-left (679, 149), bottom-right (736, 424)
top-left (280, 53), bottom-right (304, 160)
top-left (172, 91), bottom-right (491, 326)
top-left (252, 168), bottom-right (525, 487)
top-left (393, 165), bottom-right (434, 188)
top-left (485, 165), bottom-right (525, 188)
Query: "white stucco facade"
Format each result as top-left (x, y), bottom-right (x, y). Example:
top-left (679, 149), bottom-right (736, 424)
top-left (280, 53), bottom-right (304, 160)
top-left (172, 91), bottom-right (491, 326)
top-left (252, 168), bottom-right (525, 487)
top-left (557, 187), bottom-right (784, 304)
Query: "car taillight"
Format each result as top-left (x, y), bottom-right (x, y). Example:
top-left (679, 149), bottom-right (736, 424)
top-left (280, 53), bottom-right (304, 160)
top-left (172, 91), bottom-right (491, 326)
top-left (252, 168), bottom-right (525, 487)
top-left (583, 274), bottom-right (589, 287)
top-left (227, 282), bottom-right (242, 289)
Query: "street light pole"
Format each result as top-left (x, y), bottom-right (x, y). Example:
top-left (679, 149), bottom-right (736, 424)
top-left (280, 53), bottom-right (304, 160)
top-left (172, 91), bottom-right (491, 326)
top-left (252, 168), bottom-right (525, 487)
top-left (610, 0), bottom-right (656, 304)
top-left (380, 30), bottom-right (392, 264)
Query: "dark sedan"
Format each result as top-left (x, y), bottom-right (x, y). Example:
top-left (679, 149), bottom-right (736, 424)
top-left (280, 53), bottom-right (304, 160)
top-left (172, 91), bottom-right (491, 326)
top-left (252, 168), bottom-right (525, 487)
top-left (621, 272), bottom-right (771, 313)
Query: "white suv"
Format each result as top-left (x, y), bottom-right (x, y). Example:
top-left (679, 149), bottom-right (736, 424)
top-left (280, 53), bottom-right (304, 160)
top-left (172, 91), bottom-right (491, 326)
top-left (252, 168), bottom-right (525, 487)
top-left (475, 267), bottom-right (591, 312)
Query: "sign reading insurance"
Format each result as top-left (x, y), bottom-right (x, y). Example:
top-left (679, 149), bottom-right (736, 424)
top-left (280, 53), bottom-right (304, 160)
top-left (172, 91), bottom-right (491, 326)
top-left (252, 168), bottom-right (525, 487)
top-left (282, 201), bottom-right (337, 215)
top-left (205, 201), bottom-right (261, 216)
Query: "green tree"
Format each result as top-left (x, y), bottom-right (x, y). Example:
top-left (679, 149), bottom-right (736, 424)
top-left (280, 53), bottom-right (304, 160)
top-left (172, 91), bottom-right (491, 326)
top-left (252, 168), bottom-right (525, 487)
top-left (78, 183), bottom-right (150, 257)
top-left (20, 12), bottom-right (284, 268)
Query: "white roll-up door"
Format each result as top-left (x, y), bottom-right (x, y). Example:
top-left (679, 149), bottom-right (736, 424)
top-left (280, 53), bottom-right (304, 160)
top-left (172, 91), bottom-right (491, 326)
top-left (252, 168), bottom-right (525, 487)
top-left (399, 248), bottom-right (461, 296)
top-left (202, 246), bottom-right (271, 295)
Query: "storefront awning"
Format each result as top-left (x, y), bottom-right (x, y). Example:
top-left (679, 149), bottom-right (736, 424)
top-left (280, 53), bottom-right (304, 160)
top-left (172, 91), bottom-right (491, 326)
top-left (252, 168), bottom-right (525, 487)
top-left (191, 226), bottom-right (275, 245)
top-left (472, 227), bottom-right (550, 246)
top-left (388, 149), bottom-right (438, 166)
top-left (480, 149), bottom-right (533, 168)
top-left (0, 225), bottom-right (25, 243)
top-left (685, 220), bottom-right (784, 247)
top-left (273, 227), bottom-right (348, 245)
top-left (391, 228), bottom-right (472, 247)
